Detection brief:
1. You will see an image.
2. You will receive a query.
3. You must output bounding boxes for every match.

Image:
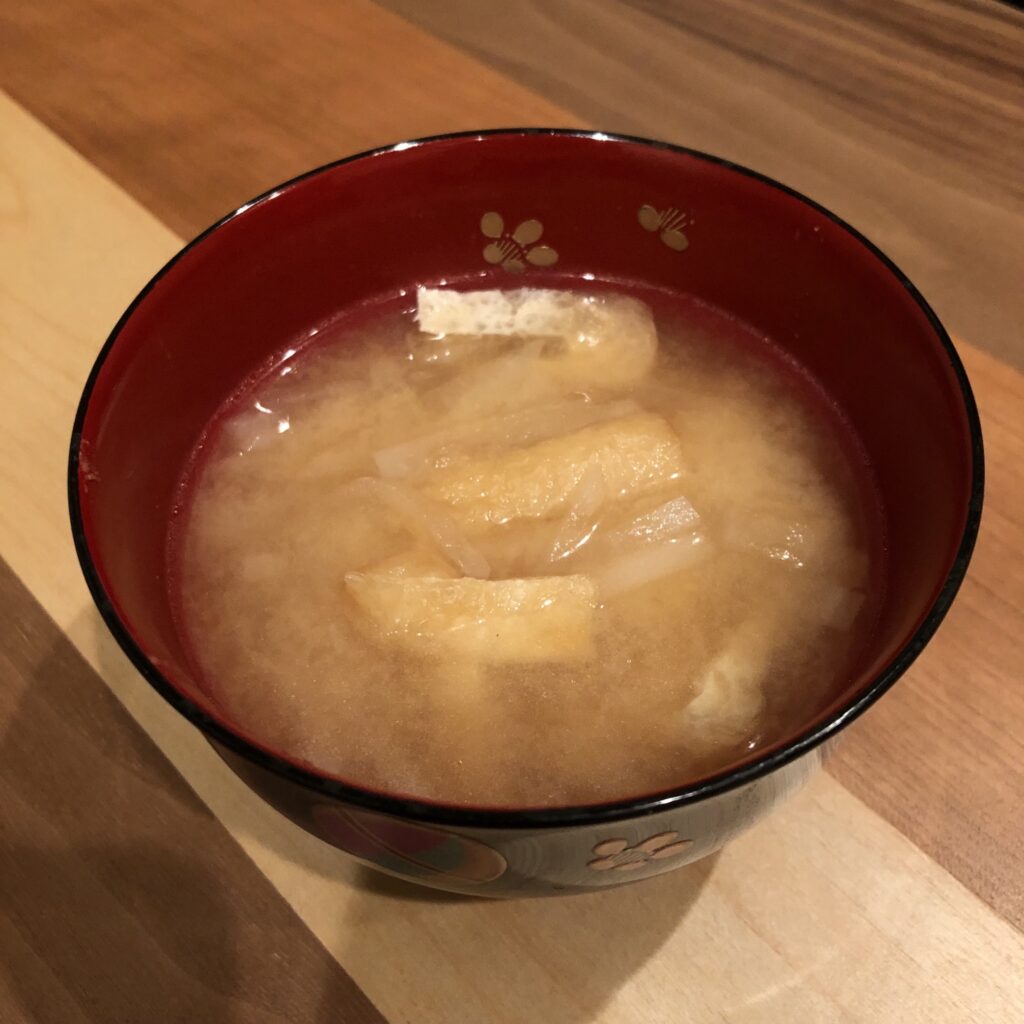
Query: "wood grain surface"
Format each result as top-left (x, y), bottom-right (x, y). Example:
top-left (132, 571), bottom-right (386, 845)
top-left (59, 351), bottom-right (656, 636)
top-left (828, 339), bottom-right (1024, 928)
top-left (3, 1), bottom-right (1021, 368)
top-left (0, 0), bottom-right (579, 240)
top-left (379, 0), bottom-right (1024, 371)
top-left (0, 561), bottom-right (386, 1024)
top-left (2, 0), bottom-right (1019, 368)
top-left (1, 1), bottom-right (1023, 1020)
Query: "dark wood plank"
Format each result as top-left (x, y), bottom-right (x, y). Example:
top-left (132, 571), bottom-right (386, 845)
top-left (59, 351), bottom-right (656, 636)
top-left (0, 559), bottom-right (386, 1024)
top-left (0, 0), bottom-right (576, 241)
top-left (376, 0), bottom-right (1024, 370)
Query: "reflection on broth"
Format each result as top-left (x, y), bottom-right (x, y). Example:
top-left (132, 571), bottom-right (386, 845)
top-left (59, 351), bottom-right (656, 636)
top-left (173, 286), bottom-right (880, 807)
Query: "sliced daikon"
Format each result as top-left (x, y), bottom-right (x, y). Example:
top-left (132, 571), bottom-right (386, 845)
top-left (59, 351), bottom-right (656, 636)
top-left (341, 477), bottom-right (490, 579)
top-left (607, 494), bottom-right (700, 545)
top-left (372, 397), bottom-right (641, 480)
top-left (546, 465), bottom-right (607, 564)
top-left (431, 341), bottom-right (558, 421)
top-left (594, 534), bottom-right (709, 598)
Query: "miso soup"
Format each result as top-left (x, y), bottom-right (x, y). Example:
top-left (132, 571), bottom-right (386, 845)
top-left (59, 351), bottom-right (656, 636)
top-left (172, 285), bottom-right (882, 807)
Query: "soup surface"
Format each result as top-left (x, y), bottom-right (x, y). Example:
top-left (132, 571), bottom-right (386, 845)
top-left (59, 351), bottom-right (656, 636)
top-left (173, 284), bottom-right (881, 807)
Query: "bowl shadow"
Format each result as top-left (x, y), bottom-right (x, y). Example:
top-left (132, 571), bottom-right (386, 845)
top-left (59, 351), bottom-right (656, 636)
top-left (327, 853), bottom-right (718, 1023)
top-left (0, 593), bottom-right (381, 1023)
top-left (72, 600), bottom-right (717, 1023)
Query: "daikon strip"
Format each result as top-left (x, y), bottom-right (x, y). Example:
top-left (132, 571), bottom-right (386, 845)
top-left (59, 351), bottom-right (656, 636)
top-left (608, 495), bottom-right (700, 545)
top-left (373, 398), bottom-right (640, 479)
top-left (594, 535), bottom-right (708, 598)
top-left (433, 341), bottom-right (556, 420)
top-left (547, 466), bottom-right (607, 564)
top-left (341, 477), bottom-right (490, 579)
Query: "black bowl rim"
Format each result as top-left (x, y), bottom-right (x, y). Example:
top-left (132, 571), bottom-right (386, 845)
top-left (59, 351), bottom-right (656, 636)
top-left (68, 127), bottom-right (985, 831)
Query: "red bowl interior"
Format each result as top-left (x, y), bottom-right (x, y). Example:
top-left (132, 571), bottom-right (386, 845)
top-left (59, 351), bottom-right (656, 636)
top-left (70, 130), bottom-right (982, 822)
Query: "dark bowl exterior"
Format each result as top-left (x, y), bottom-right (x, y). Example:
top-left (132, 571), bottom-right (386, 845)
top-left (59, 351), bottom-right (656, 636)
top-left (69, 130), bottom-right (982, 896)
top-left (214, 740), bottom-right (824, 896)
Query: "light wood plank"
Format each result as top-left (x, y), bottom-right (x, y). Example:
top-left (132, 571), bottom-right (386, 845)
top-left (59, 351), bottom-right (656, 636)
top-left (2, 89), bottom-right (1023, 1023)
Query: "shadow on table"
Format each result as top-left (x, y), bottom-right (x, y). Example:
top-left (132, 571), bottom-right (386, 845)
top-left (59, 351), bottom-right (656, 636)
top-left (247, 798), bottom-right (718, 1024)
top-left (333, 854), bottom-right (717, 1023)
top-left (0, 597), bottom-right (379, 1024)
top-left (15, 599), bottom-right (715, 1023)
top-left (0, 841), bottom-right (242, 1022)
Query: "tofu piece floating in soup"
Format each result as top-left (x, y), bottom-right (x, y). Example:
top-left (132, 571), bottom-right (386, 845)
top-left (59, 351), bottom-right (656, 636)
top-left (679, 618), bottom-right (774, 745)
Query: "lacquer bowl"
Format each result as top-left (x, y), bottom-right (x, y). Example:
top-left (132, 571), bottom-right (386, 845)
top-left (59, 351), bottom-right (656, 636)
top-left (69, 130), bottom-right (982, 896)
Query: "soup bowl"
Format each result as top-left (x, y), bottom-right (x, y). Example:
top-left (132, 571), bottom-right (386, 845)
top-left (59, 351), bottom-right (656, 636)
top-left (69, 130), bottom-right (982, 897)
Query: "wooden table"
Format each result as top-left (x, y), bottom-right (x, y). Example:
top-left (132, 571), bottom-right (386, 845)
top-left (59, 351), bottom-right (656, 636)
top-left (1, 2), bottom-right (1021, 1021)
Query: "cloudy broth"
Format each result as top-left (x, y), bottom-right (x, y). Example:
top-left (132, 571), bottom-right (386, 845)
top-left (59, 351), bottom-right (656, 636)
top-left (172, 285), bottom-right (882, 807)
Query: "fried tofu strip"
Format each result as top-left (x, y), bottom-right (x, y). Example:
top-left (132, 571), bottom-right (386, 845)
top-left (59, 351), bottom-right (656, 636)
top-left (345, 573), bottom-right (597, 662)
top-left (422, 413), bottom-right (684, 527)
top-left (416, 287), bottom-right (658, 388)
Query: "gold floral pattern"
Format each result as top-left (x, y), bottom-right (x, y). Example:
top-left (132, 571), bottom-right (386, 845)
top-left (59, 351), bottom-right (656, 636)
top-left (638, 204), bottom-right (690, 251)
top-left (588, 831), bottom-right (693, 872)
top-left (481, 211), bottom-right (558, 272)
